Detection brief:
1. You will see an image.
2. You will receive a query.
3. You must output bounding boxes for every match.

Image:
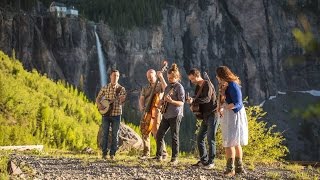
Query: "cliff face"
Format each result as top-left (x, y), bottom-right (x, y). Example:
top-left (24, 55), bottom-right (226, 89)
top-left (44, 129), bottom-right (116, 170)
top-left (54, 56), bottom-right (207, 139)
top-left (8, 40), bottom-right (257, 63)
top-left (1, 0), bottom-right (319, 103)
top-left (0, 12), bottom-right (98, 98)
top-left (0, 0), bottom-right (319, 159)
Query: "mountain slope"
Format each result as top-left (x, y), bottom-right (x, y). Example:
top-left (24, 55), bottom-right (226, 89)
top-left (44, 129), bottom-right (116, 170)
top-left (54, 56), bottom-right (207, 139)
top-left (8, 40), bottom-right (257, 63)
top-left (0, 50), bottom-right (100, 150)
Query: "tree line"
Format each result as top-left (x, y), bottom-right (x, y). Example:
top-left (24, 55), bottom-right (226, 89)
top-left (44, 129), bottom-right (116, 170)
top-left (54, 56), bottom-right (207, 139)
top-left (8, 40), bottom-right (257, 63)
top-left (0, 0), bottom-right (189, 29)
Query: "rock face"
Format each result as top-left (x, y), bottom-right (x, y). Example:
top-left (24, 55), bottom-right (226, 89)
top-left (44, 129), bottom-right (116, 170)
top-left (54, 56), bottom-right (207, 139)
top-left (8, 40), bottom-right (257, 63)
top-left (263, 91), bottom-right (320, 161)
top-left (0, 0), bottom-right (319, 159)
top-left (0, 0), bottom-right (319, 103)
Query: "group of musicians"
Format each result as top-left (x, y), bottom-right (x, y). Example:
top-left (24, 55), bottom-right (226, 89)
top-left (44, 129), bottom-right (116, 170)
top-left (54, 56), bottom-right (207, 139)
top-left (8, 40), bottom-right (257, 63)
top-left (96, 63), bottom-right (248, 177)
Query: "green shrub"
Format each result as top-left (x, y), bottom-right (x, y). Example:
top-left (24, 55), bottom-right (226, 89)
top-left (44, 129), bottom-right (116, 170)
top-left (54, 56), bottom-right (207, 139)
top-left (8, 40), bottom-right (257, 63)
top-left (0, 151), bottom-right (9, 179)
top-left (242, 106), bottom-right (288, 162)
top-left (0, 51), bottom-right (101, 151)
top-left (195, 106), bottom-right (288, 162)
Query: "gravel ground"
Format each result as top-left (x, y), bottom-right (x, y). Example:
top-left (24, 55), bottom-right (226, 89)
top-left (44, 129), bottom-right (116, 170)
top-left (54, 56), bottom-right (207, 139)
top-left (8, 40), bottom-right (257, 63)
top-left (8, 154), bottom-right (319, 180)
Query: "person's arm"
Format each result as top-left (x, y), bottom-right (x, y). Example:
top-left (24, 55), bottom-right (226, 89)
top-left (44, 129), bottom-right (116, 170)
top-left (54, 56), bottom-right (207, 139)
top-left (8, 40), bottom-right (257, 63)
top-left (193, 81), bottom-right (212, 104)
top-left (139, 90), bottom-right (145, 112)
top-left (157, 71), bottom-right (167, 91)
top-left (165, 84), bottom-right (184, 107)
top-left (95, 88), bottom-right (104, 109)
top-left (119, 86), bottom-right (126, 104)
top-left (224, 82), bottom-right (242, 110)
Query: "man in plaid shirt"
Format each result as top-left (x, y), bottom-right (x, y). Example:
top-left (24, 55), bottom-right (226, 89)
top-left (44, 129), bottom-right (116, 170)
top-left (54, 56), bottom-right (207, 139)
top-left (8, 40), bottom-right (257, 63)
top-left (96, 69), bottom-right (126, 160)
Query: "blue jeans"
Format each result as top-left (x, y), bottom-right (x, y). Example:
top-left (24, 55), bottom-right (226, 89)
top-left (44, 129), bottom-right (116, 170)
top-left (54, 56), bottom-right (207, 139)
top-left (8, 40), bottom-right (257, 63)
top-left (102, 115), bottom-right (121, 156)
top-left (197, 113), bottom-right (219, 164)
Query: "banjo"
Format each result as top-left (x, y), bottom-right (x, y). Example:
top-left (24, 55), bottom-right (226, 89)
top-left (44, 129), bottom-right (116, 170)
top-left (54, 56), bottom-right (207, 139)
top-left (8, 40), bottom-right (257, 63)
top-left (99, 86), bottom-right (124, 115)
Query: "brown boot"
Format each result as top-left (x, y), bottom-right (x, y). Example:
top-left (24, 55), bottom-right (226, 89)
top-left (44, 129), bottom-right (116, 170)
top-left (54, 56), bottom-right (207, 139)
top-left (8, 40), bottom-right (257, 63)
top-left (235, 157), bottom-right (247, 174)
top-left (224, 158), bottom-right (235, 177)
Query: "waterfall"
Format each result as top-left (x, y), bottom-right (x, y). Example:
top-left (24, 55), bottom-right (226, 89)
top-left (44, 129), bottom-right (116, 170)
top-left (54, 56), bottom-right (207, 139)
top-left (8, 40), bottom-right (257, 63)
top-left (94, 25), bottom-right (107, 87)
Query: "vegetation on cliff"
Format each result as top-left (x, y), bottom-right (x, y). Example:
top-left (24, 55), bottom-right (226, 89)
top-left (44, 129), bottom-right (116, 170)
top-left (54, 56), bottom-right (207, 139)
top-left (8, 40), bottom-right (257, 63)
top-left (0, 50), bottom-right (101, 151)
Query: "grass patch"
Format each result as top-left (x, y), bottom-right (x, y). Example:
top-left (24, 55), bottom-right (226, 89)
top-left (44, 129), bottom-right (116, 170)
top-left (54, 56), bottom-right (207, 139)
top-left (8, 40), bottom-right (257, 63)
top-left (266, 171), bottom-right (281, 179)
top-left (0, 151), bottom-right (9, 180)
top-left (290, 172), bottom-right (312, 180)
top-left (285, 164), bottom-right (304, 172)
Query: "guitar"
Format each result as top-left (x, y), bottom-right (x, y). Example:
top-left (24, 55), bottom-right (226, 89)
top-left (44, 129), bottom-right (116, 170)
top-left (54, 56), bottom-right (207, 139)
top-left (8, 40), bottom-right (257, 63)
top-left (190, 72), bottom-right (215, 119)
top-left (160, 87), bottom-right (174, 114)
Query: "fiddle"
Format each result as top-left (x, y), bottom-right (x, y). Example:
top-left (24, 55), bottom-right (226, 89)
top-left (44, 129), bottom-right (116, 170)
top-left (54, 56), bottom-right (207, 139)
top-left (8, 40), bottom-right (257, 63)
top-left (217, 82), bottom-right (227, 118)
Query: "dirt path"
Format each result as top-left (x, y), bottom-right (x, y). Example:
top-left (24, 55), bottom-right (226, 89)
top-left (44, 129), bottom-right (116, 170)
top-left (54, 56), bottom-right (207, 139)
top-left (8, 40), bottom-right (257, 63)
top-left (8, 154), bottom-right (319, 180)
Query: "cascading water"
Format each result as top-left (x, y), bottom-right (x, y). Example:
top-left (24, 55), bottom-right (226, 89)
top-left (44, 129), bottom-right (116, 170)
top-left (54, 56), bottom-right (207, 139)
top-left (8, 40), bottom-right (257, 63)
top-left (94, 25), bottom-right (107, 87)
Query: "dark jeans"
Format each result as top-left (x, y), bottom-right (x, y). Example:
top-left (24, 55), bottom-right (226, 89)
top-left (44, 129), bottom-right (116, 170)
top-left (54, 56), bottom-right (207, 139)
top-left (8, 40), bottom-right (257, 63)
top-left (156, 115), bottom-right (182, 160)
top-left (102, 115), bottom-right (121, 156)
top-left (197, 113), bottom-right (219, 164)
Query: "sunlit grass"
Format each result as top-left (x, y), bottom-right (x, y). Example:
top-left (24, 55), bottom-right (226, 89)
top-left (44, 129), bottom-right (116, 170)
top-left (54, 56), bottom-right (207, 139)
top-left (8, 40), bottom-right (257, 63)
top-left (290, 171), bottom-right (312, 180)
top-left (285, 164), bottom-right (304, 172)
top-left (0, 151), bottom-right (9, 180)
top-left (266, 171), bottom-right (281, 179)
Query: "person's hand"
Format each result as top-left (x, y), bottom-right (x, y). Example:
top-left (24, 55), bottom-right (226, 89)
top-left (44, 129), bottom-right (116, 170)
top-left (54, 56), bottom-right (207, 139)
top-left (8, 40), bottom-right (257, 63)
top-left (139, 106), bottom-right (145, 112)
top-left (164, 95), bottom-right (173, 103)
top-left (157, 71), bottom-right (164, 80)
top-left (186, 97), bottom-right (193, 104)
top-left (97, 103), bottom-right (103, 110)
top-left (119, 95), bottom-right (126, 103)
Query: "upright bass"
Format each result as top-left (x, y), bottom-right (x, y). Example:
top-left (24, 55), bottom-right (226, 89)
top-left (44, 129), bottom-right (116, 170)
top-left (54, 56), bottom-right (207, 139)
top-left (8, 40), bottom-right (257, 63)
top-left (140, 61), bottom-right (169, 135)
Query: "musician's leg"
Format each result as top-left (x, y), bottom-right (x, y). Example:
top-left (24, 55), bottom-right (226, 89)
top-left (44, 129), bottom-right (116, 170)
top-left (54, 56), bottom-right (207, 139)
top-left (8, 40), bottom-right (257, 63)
top-left (110, 115), bottom-right (121, 157)
top-left (142, 133), bottom-right (150, 157)
top-left (207, 113), bottom-right (219, 165)
top-left (156, 118), bottom-right (170, 159)
top-left (102, 116), bottom-right (111, 158)
top-left (197, 119), bottom-right (208, 164)
top-left (153, 113), bottom-right (167, 157)
top-left (169, 115), bottom-right (182, 161)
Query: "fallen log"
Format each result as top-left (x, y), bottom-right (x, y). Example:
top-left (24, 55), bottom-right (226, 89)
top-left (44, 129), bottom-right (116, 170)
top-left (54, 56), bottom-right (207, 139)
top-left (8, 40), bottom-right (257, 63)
top-left (0, 145), bottom-right (44, 151)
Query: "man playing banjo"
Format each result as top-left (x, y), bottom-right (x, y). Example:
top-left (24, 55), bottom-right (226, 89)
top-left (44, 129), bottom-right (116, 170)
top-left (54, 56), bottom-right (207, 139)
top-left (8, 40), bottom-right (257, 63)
top-left (96, 69), bottom-right (126, 160)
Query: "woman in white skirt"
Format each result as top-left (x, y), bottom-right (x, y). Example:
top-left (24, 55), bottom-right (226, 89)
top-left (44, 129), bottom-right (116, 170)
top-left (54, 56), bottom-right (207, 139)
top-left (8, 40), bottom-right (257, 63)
top-left (216, 66), bottom-right (248, 176)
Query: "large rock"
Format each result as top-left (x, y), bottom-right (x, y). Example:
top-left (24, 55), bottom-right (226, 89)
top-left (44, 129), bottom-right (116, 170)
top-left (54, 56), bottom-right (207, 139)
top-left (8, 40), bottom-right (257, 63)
top-left (97, 122), bottom-right (143, 151)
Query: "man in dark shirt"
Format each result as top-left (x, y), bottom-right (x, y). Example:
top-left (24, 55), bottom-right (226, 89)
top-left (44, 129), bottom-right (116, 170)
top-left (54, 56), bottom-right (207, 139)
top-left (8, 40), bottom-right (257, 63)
top-left (187, 68), bottom-right (219, 169)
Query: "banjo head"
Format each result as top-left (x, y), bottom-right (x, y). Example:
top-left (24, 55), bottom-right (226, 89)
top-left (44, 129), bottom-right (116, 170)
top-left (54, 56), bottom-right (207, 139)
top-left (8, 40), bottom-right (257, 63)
top-left (99, 99), bottom-right (110, 114)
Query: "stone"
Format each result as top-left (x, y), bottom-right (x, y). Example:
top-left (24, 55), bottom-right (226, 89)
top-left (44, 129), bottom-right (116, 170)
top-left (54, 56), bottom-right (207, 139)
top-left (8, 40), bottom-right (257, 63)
top-left (7, 160), bottom-right (23, 175)
top-left (97, 122), bottom-right (143, 151)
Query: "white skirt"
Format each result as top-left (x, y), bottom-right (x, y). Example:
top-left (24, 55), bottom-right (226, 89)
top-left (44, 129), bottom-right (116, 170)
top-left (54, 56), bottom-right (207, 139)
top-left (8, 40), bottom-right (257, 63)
top-left (220, 106), bottom-right (248, 147)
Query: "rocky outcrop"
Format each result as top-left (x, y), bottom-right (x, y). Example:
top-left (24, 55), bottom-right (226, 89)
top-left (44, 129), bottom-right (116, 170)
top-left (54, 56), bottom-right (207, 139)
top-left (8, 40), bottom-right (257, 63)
top-left (97, 123), bottom-right (143, 152)
top-left (1, 0), bottom-right (319, 104)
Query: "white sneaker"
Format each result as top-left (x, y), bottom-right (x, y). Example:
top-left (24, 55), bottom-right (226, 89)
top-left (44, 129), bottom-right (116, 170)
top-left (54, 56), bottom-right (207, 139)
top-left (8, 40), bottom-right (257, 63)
top-left (169, 159), bottom-right (178, 166)
top-left (204, 163), bottom-right (215, 170)
top-left (192, 161), bottom-right (205, 167)
top-left (138, 155), bottom-right (149, 160)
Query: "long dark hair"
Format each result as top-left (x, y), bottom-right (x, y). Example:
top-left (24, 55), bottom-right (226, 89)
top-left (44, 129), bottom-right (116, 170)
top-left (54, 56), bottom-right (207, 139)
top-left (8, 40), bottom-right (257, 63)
top-left (216, 66), bottom-right (241, 85)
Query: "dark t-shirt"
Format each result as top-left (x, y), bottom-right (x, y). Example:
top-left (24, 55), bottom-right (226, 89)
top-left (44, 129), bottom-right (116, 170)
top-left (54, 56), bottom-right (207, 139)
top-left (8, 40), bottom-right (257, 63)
top-left (194, 80), bottom-right (217, 116)
top-left (163, 82), bottom-right (185, 119)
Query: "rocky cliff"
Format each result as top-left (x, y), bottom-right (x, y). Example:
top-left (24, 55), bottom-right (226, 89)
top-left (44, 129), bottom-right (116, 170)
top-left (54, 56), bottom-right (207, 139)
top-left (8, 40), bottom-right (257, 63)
top-left (1, 0), bottom-right (319, 103)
